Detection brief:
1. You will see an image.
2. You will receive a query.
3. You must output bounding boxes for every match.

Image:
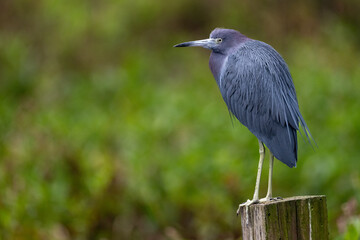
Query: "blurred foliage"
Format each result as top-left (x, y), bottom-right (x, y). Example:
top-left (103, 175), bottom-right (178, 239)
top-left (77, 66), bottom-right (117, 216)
top-left (339, 217), bottom-right (360, 240)
top-left (1, 0), bottom-right (360, 239)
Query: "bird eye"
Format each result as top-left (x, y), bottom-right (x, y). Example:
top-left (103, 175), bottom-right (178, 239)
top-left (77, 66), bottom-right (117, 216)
top-left (216, 38), bottom-right (223, 43)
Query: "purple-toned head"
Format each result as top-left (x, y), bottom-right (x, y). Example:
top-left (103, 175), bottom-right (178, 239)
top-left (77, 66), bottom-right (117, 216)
top-left (174, 28), bottom-right (248, 54)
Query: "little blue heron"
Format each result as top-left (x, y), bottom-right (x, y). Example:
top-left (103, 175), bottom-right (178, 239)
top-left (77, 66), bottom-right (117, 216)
top-left (174, 28), bottom-right (313, 213)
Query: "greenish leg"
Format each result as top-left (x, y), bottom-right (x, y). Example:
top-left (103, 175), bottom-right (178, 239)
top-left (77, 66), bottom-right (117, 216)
top-left (237, 140), bottom-right (265, 212)
top-left (265, 152), bottom-right (274, 200)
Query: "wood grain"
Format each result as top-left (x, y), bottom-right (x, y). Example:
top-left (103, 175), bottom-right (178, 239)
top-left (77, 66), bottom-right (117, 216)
top-left (239, 195), bottom-right (329, 240)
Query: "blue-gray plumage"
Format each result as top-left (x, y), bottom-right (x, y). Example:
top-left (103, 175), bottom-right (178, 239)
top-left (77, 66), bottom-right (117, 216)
top-left (174, 28), bottom-right (313, 209)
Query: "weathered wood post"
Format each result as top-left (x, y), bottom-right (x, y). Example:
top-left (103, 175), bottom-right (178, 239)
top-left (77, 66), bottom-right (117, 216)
top-left (239, 195), bottom-right (328, 240)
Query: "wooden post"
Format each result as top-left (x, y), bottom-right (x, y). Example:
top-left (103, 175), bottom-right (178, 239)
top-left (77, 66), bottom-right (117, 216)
top-left (239, 195), bottom-right (328, 240)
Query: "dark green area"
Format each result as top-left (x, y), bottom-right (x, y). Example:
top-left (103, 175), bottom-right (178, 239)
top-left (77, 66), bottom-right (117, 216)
top-left (1, 0), bottom-right (360, 239)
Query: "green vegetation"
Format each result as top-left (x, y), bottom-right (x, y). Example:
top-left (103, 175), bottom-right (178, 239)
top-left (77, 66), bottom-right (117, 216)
top-left (1, 0), bottom-right (360, 239)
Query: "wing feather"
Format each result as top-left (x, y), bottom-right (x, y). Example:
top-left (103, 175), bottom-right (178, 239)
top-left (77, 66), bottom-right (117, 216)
top-left (220, 40), bottom-right (313, 167)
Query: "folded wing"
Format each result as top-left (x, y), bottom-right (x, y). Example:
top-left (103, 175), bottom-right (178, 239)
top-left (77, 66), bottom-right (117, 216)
top-left (220, 40), bottom-right (312, 167)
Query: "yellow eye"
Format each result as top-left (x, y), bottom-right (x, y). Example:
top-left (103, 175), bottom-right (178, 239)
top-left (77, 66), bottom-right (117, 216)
top-left (216, 38), bottom-right (223, 43)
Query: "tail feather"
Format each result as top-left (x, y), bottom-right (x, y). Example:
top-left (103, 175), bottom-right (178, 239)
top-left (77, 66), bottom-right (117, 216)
top-left (259, 124), bottom-right (298, 168)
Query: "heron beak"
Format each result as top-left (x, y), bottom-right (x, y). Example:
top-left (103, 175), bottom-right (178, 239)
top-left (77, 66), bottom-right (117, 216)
top-left (174, 38), bottom-right (216, 49)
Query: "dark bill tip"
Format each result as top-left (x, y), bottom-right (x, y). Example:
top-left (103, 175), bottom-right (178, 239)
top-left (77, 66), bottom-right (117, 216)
top-left (173, 42), bottom-right (191, 48)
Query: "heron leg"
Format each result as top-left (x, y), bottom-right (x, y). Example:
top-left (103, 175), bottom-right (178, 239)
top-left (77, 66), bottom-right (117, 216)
top-left (259, 151), bottom-right (282, 202)
top-left (251, 140), bottom-right (265, 201)
top-left (259, 152), bottom-right (274, 202)
top-left (237, 140), bottom-right (265, 213)
top-left (267, 152), bottom-right (274, 199)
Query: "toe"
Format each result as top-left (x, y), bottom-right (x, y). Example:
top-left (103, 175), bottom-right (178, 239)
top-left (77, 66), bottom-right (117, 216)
top-left (259, 196), bottom-right (282, 203)
top-left (239, 199), bottom-right (259, 207)
top-left (237, 199), bottom-right (260, 215)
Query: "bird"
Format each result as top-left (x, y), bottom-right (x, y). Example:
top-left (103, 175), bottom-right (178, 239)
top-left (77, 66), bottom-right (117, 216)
top-left (174, 28), bottom-right (313, 214)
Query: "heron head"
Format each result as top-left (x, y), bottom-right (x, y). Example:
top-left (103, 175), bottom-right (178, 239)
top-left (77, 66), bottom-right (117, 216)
top-left (174, 28), bottom-right (247, 54)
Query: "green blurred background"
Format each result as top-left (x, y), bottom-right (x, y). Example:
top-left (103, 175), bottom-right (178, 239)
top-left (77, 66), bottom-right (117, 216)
top-left (1, 0), bottom-right (360, 239)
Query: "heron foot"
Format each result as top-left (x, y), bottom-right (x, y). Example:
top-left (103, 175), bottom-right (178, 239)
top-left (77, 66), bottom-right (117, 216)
top-left (236, 198), bottom-right (259, 215)
top-left (259, 196), bottom-right (283, 203)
